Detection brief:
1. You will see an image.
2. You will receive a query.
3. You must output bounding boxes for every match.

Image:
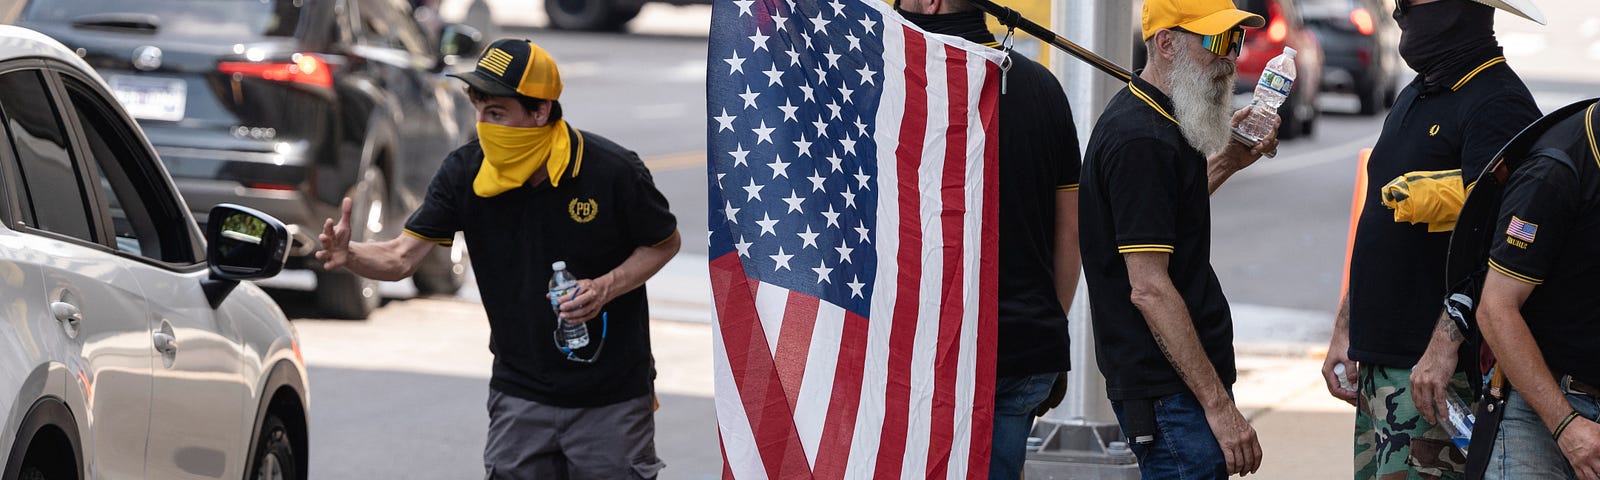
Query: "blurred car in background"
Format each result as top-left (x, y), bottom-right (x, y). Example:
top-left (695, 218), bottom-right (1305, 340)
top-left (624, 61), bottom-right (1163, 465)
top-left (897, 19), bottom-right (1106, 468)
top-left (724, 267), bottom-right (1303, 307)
top-left (0, 25), bottom-right (308, 480)
top-left (1237, 0), bottom-right (1324, 139)
top-left (1297, 0), bottom-right (1401, 115)
top-left (10, 0), bottom-right (483, 319)
top-left (545, 0), bottom-right (712, 31)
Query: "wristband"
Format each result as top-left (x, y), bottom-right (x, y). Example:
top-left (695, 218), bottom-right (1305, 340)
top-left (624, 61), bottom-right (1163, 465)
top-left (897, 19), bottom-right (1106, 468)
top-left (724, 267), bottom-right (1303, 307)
top-left (1554, 410), bottom-right (1582, 441)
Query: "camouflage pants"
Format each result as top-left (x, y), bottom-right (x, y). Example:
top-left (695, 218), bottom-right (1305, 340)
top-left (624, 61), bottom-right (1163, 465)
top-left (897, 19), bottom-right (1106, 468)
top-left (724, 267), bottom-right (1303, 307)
top-left (1354, 365), bottom-right (1473, 480)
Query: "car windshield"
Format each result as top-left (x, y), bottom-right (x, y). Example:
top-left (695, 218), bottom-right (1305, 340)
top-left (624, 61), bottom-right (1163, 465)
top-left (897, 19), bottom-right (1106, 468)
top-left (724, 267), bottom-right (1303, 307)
top-left (1297, 0), bottom-right (1358, 20)
top-left (22, 0), bottom-right (303, 40)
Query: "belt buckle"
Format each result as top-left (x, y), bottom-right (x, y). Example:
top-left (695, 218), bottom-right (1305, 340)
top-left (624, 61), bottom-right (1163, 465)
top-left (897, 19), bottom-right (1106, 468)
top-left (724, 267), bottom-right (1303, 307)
top-left (1563, 375), bottom-right (1600, 397)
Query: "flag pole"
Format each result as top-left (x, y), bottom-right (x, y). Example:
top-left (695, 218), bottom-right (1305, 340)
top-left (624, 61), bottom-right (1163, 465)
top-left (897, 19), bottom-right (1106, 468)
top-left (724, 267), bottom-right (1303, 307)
top-left (965, 0), bottom-right (1134, 83)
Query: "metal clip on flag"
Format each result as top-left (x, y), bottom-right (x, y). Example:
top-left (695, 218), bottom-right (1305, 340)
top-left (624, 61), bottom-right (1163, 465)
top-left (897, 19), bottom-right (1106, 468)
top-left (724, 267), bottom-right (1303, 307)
top-left (967, 0), bottom-right (1134, 83)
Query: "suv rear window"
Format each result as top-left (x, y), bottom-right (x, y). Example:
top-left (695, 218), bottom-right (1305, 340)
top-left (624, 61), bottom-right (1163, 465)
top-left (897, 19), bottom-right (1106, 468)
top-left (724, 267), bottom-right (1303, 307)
top-left (23, 0), bottom-right (303, 40)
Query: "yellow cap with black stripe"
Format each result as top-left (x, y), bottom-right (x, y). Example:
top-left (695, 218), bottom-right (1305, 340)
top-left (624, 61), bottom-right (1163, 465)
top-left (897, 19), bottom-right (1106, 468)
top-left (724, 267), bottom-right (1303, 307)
top-left (449, 38), bottom-right (563, 101)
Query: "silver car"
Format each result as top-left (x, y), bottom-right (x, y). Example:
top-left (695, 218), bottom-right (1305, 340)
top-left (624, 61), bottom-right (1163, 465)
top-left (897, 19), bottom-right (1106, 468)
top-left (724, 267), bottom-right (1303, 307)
top-left (0, 26), bottom-right (308, 480)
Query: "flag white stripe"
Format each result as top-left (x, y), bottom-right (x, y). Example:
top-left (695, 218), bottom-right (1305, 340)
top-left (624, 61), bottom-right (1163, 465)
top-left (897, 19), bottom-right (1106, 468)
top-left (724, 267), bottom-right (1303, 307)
top-left (847, 19), bottom-right (907, 479)
top-left (755, 281), bottom-right (789, 356)
top-left (714, 310), bottom-right (771, 480)
top-left (901, 33), bottom-right (948, 480)
top-left (796, 300), bottom-right (847, 466)
top-left (949, 50), bottom-right (990, 478)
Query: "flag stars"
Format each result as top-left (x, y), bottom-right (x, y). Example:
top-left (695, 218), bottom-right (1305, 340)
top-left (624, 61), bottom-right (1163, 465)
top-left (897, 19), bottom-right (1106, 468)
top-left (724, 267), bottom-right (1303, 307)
top-left (845, 32), bottom-right (862, 51)
top-left (713, 108), bottom-right (737, 132)
top-left (812, 259), bottom-right (834, 284)
top-left (821, 204), bottom-right (841, 228)
top-left (842, 187), bottom-right (857, 209)
top-left (770, 246), bottom-right (794, 271)
top-left (752, 120), bottom-right (776, 144)
top-left (855, 167), bottom-right (871, 189)
top-left (855, 219), bottom-right (871, 243)
top-left (734, 236), bottom-right (753, 257)
top-left (726, 51), bottom-right (746, 75)
top-left (854, 117), bottom-right (869, 136)
top-left (772, 12), bottom-right (788, 31)
top-left (723, 201), bottom-right (740, 223)
top-left (812, 11), bottom-right (831, 33)
top-left (801, 31), bottom-right (813, 49)
top-left (824, 46), bottom-right (842, 69)
top-left (733, 0), bottom-right (754, 16)
top-left (757, 212), bottom-right (780, 236)
top-left (793, 134), bottom-right (813, 157)
top-left (786, 48), bottom-right (802, 67)
top-left (749, 30), bottom-right (770, 52)
top-left (797, 224), bottom-right (820, 248)
top-left (840, 134), bottom-right (858, 156)
top-left (826, 151), bottom-right (844, 172)
top-left (828, 0), bottom-right (847, 17)
top-left (813, 117), bottom-right (829, 138)
top-left (807, 171), bottom-right (827, 192)
top-left (838, 84), bottom-right (855, 104)
top-left (799, 84), bottom-right (816, 103)
top-left (729, 143), bottom-right (750, 166)
top-left (813, 66), bottom-right (828, 84)
top-left (857, 65), bottom-right (877, 86)
top-left (739, 85), bottom-right (760, 109)
top-left (848, 275), bottom-right (866, 298)
top-left (768, 155), bottom-right (791, 179)
top-left (826, 101), bottom-right (843, 120)
top-left (743, 178), bottom-right (765, 201)
top-left (778, 98), bottom-right (799, 122)
top-left (858, 15), bottom-right (877, 32)
top-left (835, 239), bottom-right (854, 263)
top-left (763, 65), bottom-right (785, 87)
top-left (782, 190), bottom-right (806, 214)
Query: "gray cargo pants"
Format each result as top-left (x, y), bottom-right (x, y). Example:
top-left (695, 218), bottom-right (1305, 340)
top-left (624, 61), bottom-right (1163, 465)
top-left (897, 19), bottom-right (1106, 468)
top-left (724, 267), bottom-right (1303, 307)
top-left (484, 388), bottom-right (665, 480)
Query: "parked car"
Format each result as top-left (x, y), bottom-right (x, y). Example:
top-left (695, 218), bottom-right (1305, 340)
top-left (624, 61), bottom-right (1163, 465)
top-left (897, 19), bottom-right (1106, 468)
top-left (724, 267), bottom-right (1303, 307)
top-left (11, 0), bottom-right (483, 319)
top-left (1237, 0), bottom-right (1325, 139)
top-left (546, 0), bottom-right (711, 31)
top-left (1297, 0), bottom-right (1401, 115)
top-left (0, 25), bottom-right (308, 480)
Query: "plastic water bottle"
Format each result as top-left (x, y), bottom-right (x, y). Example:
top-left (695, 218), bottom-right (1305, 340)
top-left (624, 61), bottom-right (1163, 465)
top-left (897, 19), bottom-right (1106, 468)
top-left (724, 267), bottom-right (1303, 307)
top-left (1334, 363), bottom-right (1355, 393)
top-left (1441, 393), bottom-right (1475, 454)
top-left (1234, 46), bottom-right (1297, 145)
top-left (549, 261), bottom-right (588, 349)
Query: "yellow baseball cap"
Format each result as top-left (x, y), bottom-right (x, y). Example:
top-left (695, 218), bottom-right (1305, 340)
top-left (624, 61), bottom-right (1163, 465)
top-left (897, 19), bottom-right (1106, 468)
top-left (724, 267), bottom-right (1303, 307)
top-left (1142, 0), bottom-right (1266, 40)
top-left (449, 38), bottom-right (563, 101)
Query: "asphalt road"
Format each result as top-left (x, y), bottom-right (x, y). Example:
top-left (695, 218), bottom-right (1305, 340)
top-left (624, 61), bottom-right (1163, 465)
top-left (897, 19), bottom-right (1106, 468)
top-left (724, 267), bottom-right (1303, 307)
top-left (277, 3), bottom-right (1600, 479)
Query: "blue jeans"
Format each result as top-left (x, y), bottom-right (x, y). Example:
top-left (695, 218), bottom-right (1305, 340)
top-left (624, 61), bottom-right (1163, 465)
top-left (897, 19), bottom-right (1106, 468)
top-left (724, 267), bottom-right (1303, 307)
top-left (1483, 387), bottom-right (1600, 479)
top-left (990, 372), bottom-right (1058, 480)
top-left (1111, 390), bottom-right (1228, 480)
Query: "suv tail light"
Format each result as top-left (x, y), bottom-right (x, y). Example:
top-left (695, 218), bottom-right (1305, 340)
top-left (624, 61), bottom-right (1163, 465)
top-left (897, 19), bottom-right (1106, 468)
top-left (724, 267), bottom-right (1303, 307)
top-left (1267, 2), bottom-right (1289, 43)
top-left (218, 53), bottom-right (332, 88)
top-left (1350, 8), bottom-right (1376, 35)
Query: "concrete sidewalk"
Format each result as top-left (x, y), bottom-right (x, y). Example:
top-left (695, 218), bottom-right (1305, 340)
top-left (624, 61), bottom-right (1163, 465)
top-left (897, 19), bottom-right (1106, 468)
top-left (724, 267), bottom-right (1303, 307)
top-left (640, 253), bottom-right (1359, 479)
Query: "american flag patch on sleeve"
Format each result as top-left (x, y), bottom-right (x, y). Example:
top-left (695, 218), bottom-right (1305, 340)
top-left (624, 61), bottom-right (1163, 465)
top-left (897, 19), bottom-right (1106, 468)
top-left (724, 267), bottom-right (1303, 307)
top-left (1508, 215), bottom-right (1539, 243)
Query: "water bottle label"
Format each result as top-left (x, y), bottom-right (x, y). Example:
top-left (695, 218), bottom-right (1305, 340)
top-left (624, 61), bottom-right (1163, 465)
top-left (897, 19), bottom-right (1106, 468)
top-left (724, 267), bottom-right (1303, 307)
top-left (1257, 71), bottom-right (1293, 96)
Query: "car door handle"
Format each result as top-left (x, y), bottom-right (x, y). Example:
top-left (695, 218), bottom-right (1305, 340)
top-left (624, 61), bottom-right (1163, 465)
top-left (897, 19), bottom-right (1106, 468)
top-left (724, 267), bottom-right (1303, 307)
top-left (50, 301), bottom-right (81, 339)
top-left (153, 331), bottom-right (178, 355)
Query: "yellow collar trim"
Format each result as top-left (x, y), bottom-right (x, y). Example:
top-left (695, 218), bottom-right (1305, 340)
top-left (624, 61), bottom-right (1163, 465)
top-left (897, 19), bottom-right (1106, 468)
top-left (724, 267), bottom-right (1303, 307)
top-left (570, 128), bottom-right (586, 179)
top-left (1586, 104), bottom-right (1598, 171)
top-left (1129, 82), bottom-right (1177, 124)
top-left (1450, 56), bottom-right (1506, 92)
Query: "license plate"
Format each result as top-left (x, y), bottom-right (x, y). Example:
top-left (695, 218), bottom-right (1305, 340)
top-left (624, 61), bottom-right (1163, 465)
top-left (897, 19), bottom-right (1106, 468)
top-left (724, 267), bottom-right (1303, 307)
top-left (108, 74), bottom-right (186, 121)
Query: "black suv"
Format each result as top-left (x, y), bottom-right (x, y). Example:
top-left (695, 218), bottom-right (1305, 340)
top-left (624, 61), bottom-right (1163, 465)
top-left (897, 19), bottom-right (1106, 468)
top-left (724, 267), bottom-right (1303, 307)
top-left (12, 0), bottom-right (482, 319)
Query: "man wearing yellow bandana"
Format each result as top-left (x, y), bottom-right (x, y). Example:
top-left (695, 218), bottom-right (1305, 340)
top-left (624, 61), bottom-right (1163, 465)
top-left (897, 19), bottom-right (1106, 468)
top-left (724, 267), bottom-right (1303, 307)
top-left (315, 38), bottom-right (681, 479)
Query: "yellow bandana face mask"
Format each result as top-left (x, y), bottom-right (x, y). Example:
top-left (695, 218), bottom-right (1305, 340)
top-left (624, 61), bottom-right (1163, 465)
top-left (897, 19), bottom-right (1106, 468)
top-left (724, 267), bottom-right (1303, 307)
top-left (473, 119), bottom-right (573, 197)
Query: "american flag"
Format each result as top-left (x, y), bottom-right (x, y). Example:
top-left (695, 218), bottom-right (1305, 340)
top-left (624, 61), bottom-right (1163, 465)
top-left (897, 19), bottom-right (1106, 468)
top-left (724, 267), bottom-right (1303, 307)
top-left (1507, 215), bottom-right (1538, 242)
top-left (706, 0), bottom-right (1005, 478)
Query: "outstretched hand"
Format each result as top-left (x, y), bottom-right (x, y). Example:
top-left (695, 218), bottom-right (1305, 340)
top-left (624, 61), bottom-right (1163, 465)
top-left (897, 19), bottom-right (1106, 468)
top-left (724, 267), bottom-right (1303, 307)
top-left (315, 197), bottom-right (354, 270)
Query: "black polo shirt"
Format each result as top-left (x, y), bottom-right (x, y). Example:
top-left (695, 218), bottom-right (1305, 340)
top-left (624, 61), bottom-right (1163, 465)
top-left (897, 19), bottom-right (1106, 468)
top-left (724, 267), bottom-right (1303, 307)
top-left (1080, 76), bottom-right (1235, 401)
top-left (1347, 55), bottom-right (1539, 368)
top-left (1487, 103), bottom-right (1600, 386)
top-left (403, 129), bottom-right (677, 408)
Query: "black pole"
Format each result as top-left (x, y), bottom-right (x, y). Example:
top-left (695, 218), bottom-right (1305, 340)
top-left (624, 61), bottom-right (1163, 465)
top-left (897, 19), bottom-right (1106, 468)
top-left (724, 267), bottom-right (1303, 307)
top-left (965, 0), bottom-right (1134, 83)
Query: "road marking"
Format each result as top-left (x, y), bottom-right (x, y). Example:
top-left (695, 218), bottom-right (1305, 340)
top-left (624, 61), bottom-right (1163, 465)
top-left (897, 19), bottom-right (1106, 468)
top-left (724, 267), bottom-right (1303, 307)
top-left (645, 151), bottom-right (704, 171)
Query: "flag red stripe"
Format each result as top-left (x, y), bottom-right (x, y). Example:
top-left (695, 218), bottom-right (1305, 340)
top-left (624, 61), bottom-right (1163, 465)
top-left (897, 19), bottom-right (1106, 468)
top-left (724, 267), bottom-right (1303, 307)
top-left (812, 310), bottom-right (870, 479)
top-left (709, 253), bottom-right (814, 479)
top-left (925, 43), bottom-right (970, 480)
top-left (965, 60), bottom-right (1003, 479)
top-left (873, 25), bottom-right (930, 479)
top-left (774, 291), bottom-right (821, 412)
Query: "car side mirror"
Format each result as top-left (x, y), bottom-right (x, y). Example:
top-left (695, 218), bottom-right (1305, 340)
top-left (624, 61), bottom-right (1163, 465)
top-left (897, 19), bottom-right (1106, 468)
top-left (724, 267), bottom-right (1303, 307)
top-left (207, 204), bottom-right (289, 281)
top-left (438, 23), bottom-right (483, 70)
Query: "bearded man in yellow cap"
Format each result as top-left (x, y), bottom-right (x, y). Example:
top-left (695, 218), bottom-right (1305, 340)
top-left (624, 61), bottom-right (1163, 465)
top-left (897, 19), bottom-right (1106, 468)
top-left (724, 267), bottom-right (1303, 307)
top-left (316, 38), bottom-right (681, 479)
top-left (1078, 0), bottom-right (1279, 477)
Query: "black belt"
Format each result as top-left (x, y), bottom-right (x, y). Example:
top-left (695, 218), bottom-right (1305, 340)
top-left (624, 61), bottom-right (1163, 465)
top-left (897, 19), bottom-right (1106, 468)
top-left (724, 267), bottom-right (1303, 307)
top-left (1561, 375), bottom-right (1600, 397)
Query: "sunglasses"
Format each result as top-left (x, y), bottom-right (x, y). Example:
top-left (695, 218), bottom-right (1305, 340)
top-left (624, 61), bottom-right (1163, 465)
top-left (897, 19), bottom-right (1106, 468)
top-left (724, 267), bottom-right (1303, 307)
top-left (1200, 28), bottom-right (1247, 56)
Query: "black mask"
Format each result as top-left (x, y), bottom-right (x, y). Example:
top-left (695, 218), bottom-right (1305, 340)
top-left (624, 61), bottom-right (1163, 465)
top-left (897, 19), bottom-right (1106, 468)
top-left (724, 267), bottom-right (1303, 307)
top-left (1393, 0), bottom-right (1498, 85)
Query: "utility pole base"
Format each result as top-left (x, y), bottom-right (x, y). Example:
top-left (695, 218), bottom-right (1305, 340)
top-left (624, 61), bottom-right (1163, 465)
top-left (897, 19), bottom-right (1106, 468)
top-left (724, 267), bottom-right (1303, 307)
top-left (1024, 418), bottom-right (1140, 480)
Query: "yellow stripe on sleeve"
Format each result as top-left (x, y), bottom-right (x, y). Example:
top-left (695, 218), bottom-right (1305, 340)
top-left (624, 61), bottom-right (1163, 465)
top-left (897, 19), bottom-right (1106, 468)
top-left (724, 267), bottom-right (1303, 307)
top-left (403, 229), bottom-right (454, 246)
top-left (1057, 184), bottom-right (1080, 192)
top-left (1118, 244), bottom-right (1175, 254)
top-left (1489, 259), bottom-right (1543, 285)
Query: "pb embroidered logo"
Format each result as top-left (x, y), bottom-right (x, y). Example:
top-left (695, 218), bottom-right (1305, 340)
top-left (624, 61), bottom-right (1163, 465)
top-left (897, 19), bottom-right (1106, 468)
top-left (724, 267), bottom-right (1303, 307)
top-left (1506, 215), bottom-right (1538, 249)
top-left (569, 198), bottom-right (598, 223)
top-left (1429, 124), bottom-right (1441, 136)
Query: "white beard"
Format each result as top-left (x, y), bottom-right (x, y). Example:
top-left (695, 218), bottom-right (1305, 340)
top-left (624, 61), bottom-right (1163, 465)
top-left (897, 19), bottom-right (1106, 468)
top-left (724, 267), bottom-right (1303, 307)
top-left (1168, 48), bottom-right (1236, 156)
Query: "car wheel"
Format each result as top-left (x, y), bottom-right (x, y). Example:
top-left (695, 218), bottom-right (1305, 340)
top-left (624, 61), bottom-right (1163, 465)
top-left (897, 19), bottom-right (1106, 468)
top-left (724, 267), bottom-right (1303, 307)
top-left (545, 0), bottom-right (640, 31)
top-left (249, 415), bottom-right (298, 480)
top-left (1277, 89), bottom-right (1301, 140)
top-left (413, 234), bottom-right (467, 296)
top-left (315, 168), bottom-right (386, 320)
top-left (18, 467), bottom-right (46, 480)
